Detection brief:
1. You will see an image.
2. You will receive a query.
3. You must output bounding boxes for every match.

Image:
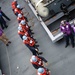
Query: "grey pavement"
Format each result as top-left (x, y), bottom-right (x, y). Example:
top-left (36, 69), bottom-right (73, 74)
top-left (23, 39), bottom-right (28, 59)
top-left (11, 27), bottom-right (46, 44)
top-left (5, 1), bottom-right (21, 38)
top-left (0, 0), bottom-right (75, 75)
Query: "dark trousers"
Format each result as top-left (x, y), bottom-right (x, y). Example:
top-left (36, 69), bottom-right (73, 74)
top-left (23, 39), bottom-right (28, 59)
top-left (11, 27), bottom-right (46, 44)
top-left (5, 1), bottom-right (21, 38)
top-left (64, 33), bottom-right (74, 46)
top-left (26, 44), bottom-right (38, 55)
top-left (2, 12), bottom-right (10, 21)
top-left (0, 18), bottom-right (7, 29)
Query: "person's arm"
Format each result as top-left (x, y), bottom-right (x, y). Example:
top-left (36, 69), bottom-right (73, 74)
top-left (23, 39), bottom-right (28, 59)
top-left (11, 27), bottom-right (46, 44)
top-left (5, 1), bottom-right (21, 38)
top-left (38, 56), bottom-right (48, 63)
top-left (26, 44), bottom-right (35, 50)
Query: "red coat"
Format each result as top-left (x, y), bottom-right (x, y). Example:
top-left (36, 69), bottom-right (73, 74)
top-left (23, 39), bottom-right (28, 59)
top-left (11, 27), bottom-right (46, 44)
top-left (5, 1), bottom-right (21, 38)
top-left (19, 24), bottom-right (29, 31)
top-left (18, 30), bottom-right (30, 37)
top-left (23, 37), bottom-right (35, 46)
top-left (14, 8), bottom-right (23, 15)
top-left (17, 16), bottom-right (27, 23)
top-left (37, 68), bottom-right (51, 75)
top-left (11, 1), bottom-right (17, 9)
top-left (30, 56), bottom-right (43, 66)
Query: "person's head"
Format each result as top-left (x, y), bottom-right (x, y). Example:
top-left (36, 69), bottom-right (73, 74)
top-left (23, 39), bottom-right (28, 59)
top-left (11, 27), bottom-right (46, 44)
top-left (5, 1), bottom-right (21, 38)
top-left (18, 26), bottom-right (23, 31)
top-left (31, 55), bottom-right (37, 62)
top-left (38, 68), bottom-right (44, 73)
top-left (22, 35), bottom-right (27, 40)
top-left (61, 20), bottom-right (66, 26)
top-left (18, 14), bottom-right (22, 18)
top-left (17, 4), bottom-right (20, 8)
top-left (20, 20), bottom-right (26, 25)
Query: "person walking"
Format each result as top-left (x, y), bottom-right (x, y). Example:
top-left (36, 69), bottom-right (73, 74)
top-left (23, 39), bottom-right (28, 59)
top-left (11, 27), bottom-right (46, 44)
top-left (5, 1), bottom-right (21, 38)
top-left (60, 20), bottom-right (74, 48)
top-left (18, 26), bottom-right (31, 39)
top-left (22, 35), bottom-right (43, 55)
top-left (0, 28), bottom-right (11, 46)
top-left (23, 35), bottom-right (39, 48)
top-left (19, 20), bottom-right (33, 35)
top-left (14, 5), bottom-right (23, 16)
top-left (30, 55), bottom-right (48, 69)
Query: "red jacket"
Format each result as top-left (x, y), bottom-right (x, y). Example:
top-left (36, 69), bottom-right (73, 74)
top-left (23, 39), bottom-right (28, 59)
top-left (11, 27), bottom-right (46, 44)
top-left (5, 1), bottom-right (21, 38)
top-left (14, 8), bottom-right (23, 15)
top-left (19, 24), bottom-right (29, 31)
top-left (11, 1), bottom-right (17, 9)
top-left (18, 30), bottom-right (30, 37)
top-left (37, 68), bottom-right (51, 75)
top-left (17, 16), bottom-right (27, 23)
top-left (23, 37), bottom-right (35, 46)
top-left (30, 56), bottom-right (43, 66)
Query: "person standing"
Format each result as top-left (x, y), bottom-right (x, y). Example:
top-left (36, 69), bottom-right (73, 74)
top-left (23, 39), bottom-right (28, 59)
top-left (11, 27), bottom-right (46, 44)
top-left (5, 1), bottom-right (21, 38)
top-left (0, 28), bottom-right (11, 46)
top-left (60, 20), bottom-right (74, 48)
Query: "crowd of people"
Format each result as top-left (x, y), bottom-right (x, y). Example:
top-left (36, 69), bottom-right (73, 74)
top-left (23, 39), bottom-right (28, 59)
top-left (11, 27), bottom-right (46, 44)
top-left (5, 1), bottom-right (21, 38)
top-left (0, 0), bottom-right (75, 75)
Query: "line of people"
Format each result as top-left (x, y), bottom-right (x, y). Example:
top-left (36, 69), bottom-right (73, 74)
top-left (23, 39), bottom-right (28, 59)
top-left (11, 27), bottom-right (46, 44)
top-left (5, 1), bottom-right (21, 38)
top-left (11, 0), bottom-right (51, 75)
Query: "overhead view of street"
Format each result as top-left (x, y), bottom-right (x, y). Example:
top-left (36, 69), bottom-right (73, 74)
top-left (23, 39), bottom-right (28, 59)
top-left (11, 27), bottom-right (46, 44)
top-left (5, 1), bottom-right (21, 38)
top-left (0, 0), bottom-right (75, 75)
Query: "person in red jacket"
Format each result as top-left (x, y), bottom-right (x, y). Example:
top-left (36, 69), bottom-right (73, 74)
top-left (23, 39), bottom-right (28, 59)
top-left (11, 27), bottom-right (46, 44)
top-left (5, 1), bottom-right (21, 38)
top-left (11, 0), bottom-right (17, 11)
top-left (17, 14), bottom-right (28, 23)
top-left (14, 4), bottom-right (23, 16)
top-left (18, 26), bottom-right (30, 39)
top-left (30, 55), bottom-right (48, 69)
top-left (37, 67), bottom-right (51, 75)
top-left (23, 36), bottom-right (43, 55)
top-left (19, 20), bottom-right (33, 35)
top-left (23, 35), bottom-right (37, 47)
top-left (22, 35), bottom-right (42, 55)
